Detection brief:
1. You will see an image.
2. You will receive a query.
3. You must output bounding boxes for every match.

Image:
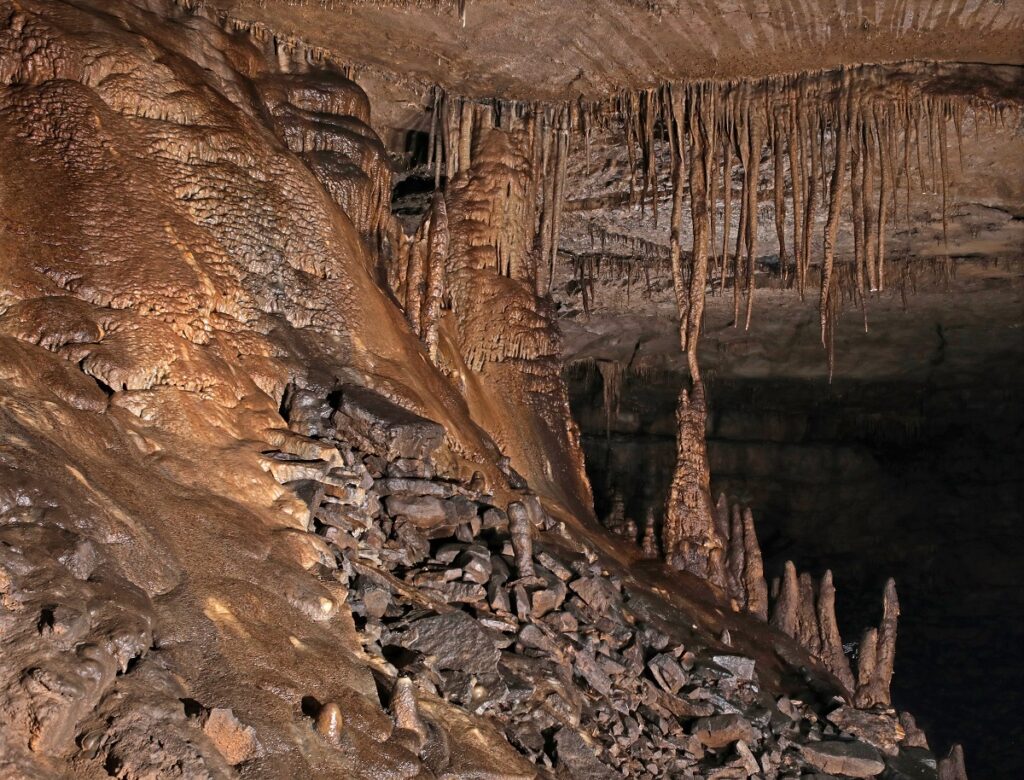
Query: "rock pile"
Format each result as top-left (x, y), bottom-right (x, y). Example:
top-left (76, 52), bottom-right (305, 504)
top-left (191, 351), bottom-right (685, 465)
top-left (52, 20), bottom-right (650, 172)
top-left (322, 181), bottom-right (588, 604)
top-left (255, 382), bottom-right (951, 778)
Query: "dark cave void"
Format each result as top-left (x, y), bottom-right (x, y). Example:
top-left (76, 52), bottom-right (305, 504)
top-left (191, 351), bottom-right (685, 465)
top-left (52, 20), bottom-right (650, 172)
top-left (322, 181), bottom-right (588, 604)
top-left (568, 368), bottom-right (1024, 779)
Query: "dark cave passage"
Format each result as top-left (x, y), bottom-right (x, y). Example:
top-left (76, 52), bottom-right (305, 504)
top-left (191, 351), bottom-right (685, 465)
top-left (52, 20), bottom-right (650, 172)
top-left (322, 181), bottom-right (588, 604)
top-left (569, 362), bottom-right (1024, 778)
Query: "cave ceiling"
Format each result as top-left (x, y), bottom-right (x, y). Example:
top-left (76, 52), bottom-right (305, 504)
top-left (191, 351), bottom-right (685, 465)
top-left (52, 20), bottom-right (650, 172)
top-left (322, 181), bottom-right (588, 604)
top-left (190, 0), bottom-right (1023, 100)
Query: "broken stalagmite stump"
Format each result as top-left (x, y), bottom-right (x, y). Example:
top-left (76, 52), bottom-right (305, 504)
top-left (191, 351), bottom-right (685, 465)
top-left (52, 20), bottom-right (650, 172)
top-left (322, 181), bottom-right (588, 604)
top-left (508, 501), bottom-right (536, 579)
top-left (391, 676), bottom-right (429, 752)
top-left (315, 702), bottom-right (344, 746)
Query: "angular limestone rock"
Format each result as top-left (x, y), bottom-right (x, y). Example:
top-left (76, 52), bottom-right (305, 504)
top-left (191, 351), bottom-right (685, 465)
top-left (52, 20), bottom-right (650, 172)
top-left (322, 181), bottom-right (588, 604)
top-left (801, 739), bottom-right (885, 777)
top-left (691, 714), bottom-right (758, 749)
top-left (333, 384), bottom-right (445, 463)
top-left (397, 612), bottom-right (500, 675)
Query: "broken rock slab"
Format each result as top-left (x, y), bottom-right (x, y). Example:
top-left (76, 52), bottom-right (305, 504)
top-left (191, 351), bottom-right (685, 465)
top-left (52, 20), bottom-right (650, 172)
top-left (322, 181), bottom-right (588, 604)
top-left (691, 713), bottom-right (759, 749)
top-left (333, 384), bottom-right (445, 463)
top-left (555, 727), bottom-right (619, 779)
top-left (801, 739), bottom-right (886, 777)
top-left (827, 706), bottom-right (904, 756)
top-left (202, 708), bottom-right (258, 766)
top-left (396, 611), bottom-right (500, 675)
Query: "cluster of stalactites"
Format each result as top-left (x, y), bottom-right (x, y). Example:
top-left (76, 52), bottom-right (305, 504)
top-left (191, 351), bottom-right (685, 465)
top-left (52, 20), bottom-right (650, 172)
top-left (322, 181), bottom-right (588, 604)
top-left (771, 565), bottom-right (899, 706)
top-left (569, 225), bottom-right (672, 313)
top-left (392, 193), bottom-right (449, 365)
top-left (428, 66), bottom-right (1016, 370)
top-left (425, 92), bottom-right (593, 299)
top-left (616, 75), bottom-right (1002, 375)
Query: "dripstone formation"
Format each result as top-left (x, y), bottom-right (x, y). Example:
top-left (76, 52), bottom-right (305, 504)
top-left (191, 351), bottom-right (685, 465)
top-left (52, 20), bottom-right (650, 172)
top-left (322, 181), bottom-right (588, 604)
top-left (1, 0), bottom-right (1019, 778)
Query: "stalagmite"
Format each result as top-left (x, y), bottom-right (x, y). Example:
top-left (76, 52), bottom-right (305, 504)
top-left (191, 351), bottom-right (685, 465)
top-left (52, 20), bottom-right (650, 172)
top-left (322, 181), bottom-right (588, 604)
top-left (315, 702), bottom-right (344, 746)
top-left (938, 744), bottom-right (969, 780)
top-left (899, 712), bottom-right (930, 749)
top-left (404, 216), bottom-right (429, 334)
top-left (391, 676), bottom-right (429, 752)
top-left (741, 508), bottom-right (768, 620)
top-left (796, 572), bottom-right (821, 656)
top-left (770, 561), bottom-right (800, 638)
top-left (726, 504), bottom-right (745, 605)
top-left (662, 381), bottom-right (725, 586)
top-left (508, 501), bottom-right (536, 579)
top-left (816, 571), bottom-right (855, 693)
top-left (856, 627), bottom-right (879, 701)
top-left (640, 507), bottom-right (659, 559)
top-left (856, 578), bottom-right (899, 707)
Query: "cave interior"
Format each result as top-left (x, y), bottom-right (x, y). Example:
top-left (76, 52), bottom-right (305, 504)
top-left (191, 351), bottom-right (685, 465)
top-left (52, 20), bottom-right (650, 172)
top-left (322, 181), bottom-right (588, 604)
top-left (0, 2), bottom-right (1021, 779)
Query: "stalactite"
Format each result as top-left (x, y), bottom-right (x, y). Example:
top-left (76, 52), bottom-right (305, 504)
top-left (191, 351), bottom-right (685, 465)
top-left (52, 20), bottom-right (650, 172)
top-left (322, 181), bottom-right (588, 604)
top-left (787, 94), bottom-right (806, 299)
top-left (458, 99), bottom-right (474, 173)
top-left (536, 112), bottom-right (555, 295)
top-left (548, 108), bottom-right (569, 295)
top-left (862, 103), bottom-right (878, 301)
top-left (801, 104), bottom-right (818, 303)
top-left (875, 104), bottom-right (890, 292)
top-left (851, 117), bottom-right (867, 321)
top-left (819, 73), bottom-right (852, 375)
top-left (772, 114), bottom-right (788, 285)
top-left (597, 360), bottom-right (625, 433)
top-left (742, 106), bottom-right (762, 331)
top-left (428, 88), bottom-right (440, 187)
top-left (668, 87), bottom-right (688, 353)
top-left (720, 118), bottom-right (734, 300)
top-left (732, 96), bottom-right (749, 329)
top-left (686, 85), bottom-right (714, 378)
top-left (419, 192), bottom-right (448, 363)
